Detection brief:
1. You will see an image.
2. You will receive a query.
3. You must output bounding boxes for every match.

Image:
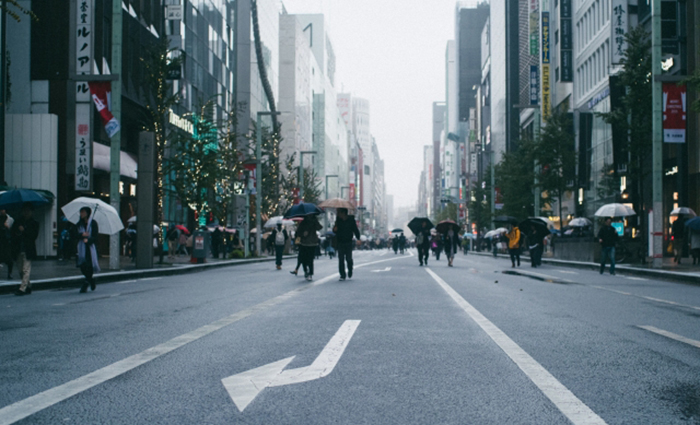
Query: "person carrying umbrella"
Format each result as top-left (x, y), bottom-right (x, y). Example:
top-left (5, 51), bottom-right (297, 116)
top-left (443, 229), bottom-right (459, 267)
top-left (333, 208), bottom-right (360, 281)
top-left (506, 225), bottom-right (522, 267)
top-left (672, 216), bottom-right (686, 264)
top-left (77, 207), bottom-right (100, 292)
top-left (11, 203), bottom-right (39, 296)
top-left (392, 235), bottom-right (399, 255)
top-left (297, 215), bottom-right (322, 281)
top-left (416, 222), bottom-right (431, 266)
top-left (597, 217), bottom-right (618, 275)
top-left (0, 209), bottom-right (14, 279)
top-left (398, 233), bottom-right (406, 254)
top-left (270, 223), bottom-right (289, 270)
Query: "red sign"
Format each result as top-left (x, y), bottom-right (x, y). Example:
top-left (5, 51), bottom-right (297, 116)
top-left (349, 184), bottom-right (356, 207)
top-left (88, 81), bottom-right (121, 138)
top-left (663, 83), bottom-right (686, 143)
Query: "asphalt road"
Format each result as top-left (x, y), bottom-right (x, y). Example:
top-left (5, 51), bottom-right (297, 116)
top-left (1, 249), bottom-right (700, 425)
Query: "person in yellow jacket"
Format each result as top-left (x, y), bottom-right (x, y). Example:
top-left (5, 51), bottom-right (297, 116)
top-left (506, 225), bottom-right (521, 267)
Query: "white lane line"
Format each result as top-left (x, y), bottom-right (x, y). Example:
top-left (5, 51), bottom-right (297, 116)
top-left (556, 270), bottom-right (579, 275)
top-left (114, 280), bottom-right (138, 285)
top-left (623, 277), bottom-right (648, 281)
top-left (592, 286), bottom-right (700, 311)
top-left (425, 268), bottom-right (607, 425)
top-left (0, 254), bottom-right (411, 425)
top-left (638, 326), bottom-right (700, 349)
top-left (140, 277), bottom-right (161, 281)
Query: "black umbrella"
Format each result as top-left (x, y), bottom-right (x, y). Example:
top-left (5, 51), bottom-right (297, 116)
top-left (518, 218), bottom-right (551, 238)
top-left (493, 215), bottom-right (519, 225)
top-left (390, 228), bottom-right (404, 233)
top-left (408, 217), bottom-right (434, 235)
top-left (436, 219), bottom-right (460, 234)
top-left (283, 202), bottom-right (324, 219)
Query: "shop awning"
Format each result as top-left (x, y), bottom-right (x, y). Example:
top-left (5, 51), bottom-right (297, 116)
top-left (93, 142), bottom-right (138, 180)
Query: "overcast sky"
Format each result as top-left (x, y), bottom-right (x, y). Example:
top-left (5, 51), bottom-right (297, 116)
top-left (282, 0), bottom-right (477, 210)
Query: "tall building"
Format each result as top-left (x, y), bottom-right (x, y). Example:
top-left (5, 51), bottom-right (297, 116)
top-left (432, 102), bottom-right (446, 217)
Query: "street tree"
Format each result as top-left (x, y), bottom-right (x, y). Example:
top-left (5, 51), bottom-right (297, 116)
top-left (141, 38), bottom-right (183, 224)
top-left (469, 179), bottom-right (492, 235)
top-left (534, 108), bottom-right (577, 225)
top-left (164, 102), bottom-right (241, 223)
top-left (495, 139), bottom-right (536, 219)
top-left (596, 25), bottom-right (652, 214)
top-left (436, 202), bottom-right (458, 223)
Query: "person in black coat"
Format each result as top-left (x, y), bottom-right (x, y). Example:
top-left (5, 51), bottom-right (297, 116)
top-left (11, 203), bottom-right (39, 296)
top-left (416, 223), bottom-right (431, 266)
top-left (0, 210), bottom-right (14, 279)
top-left (598, 217), bottom-right (619, 275)
top-left (333, 208), bottom-right (360, 281)
top-left (77, 207), bottom-right (100, 292)
top-left (443, 229), bottom-right (460, 267)
top-left (270, 223), bottom-right (289, 270)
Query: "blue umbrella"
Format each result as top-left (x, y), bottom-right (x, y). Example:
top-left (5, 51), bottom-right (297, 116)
top-left (685, 217), bottom-right (700, 232)
top-left (283, 202), bottom-right (324, 219)
top-left (0, 189), bottom-right (50, 210)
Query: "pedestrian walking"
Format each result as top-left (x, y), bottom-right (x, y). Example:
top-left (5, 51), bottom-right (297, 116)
top-left (212, 227), bottom-right (223, 259)
top-left (12, 203), bottom-right (39, 296)
top-left (527, 229), bottom-right (543, 268)
top-left (507, 225), bottom-right (522, 267)
top-left (0, 210), bottom-right (14, 278)
top-left (398, 233), bottom-right (407, 254)
top-left (270, 223), bottom-right (289, 270)
top-left (178, 231), bottom-right (188, 256)
top-left (297, 215), bottom-right (322, 281)
top-left (689, 228), bottom-right (700, 265)
top-left (598, 217), bottom-right (618, 275)
top-left (167, 226), bottom-right (179, 259)
top-left (672, 217), bottom-right (686, 264)
top-left (392, 236), bottom-right (399, 254)
top-left (416, 224), bottom-right (431, 266)
top-left (77, 207), bottom-right (100, 293)
top-left (443, 229), bottom-right (460, 267)
top-left (333, 208), bottom-right (360, 281)
top-left (432, 235), bottom-right (442, 260)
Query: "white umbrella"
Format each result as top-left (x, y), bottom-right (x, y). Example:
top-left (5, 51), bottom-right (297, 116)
top-left (360, 235), bottom-right (368, 242)
top-left (484, 228), bottom-right (508, 238)
top-left (670, 207), bottom-right (696, 217)
top-left (568, 217), bottom-right (593, 227)
top-left (127, 216), bottom-right (137, 224)
top-left (264, 216), bottom-right (295, 228)
top-left (533, 216), bottom-right (556, 228)
top-left (61, 197), bottom-right (124, 235)
top-left (594, 203), bottom-right (636, 217)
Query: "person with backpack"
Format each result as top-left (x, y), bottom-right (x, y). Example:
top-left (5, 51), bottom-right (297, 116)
top-left (270, 223), bottom-right (289, 270)
top-left (506, 225), bottom-right (522, 267)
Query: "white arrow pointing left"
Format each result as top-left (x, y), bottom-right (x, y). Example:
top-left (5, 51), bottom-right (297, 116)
top-left (222, 320), bottom-right (361, 412)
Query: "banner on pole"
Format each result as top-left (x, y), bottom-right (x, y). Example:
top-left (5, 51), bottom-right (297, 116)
top-left (88, 81), bottom-right (121, 138)
top-left (663, 83), bottom-right (687, 143)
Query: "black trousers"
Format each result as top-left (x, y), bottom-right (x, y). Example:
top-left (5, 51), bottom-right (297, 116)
top-left (275, 245), bottom-right (284, 266)
top-left (337, 242), bottom-right (354, 278)
top-left (509, 248), bottom-right (520, 265)
top-left (418, 245), bottom-right (429, 264)
top-left (299, 245), bottom-right (316, 276)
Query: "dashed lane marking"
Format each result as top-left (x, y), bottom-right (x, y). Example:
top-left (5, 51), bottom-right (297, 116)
top-left (426, 268), bottom-right (608, 425)
top-left (638, 326), bottom-right (700, 349)
top-left (592, 286), bottom-right (700, 311)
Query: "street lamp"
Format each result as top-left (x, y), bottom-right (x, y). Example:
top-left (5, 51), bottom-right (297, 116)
top-left (256, 111), bottom-right (281, 257)
top-left (298, 150), bottom-right (317, 202)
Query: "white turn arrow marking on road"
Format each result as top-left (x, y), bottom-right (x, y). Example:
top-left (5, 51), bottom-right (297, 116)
top-left (222, 320), bottom-right (361, 412)
top-left (371, 267), bottom-right (392, 272)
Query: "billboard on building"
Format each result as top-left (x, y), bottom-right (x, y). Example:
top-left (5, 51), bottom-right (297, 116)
top-left (611, 0), bottom-right (628, 65)
top-left (541, 11), bottom-right (551, 118)
top-left (663, 83), bottom-right (687, 143)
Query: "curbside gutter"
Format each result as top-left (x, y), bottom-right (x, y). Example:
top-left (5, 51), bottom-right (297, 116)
top-left (0, 255), bottom-right (297, 295)
top-left (469, 251), bottom-right (700, 285)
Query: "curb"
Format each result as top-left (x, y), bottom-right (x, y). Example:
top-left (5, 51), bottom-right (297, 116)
top-left (470, 251), bottom-right (700, 285)
top-left (0, 255), bottom-right (297, 295)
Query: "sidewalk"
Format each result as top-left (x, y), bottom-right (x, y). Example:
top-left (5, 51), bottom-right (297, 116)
top-left (0, 253), bottom-right (295, 295)
top-left (471, 251), bottom-right (700, 285)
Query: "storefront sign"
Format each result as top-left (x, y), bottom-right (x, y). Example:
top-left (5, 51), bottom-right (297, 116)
top-left (88, 81), bottom-right (121, 138)
top-left (611, 0), bottom-right (628, 65)
top-left (529, 0), bottom-right (539, 55)
top-left (169, 109), bottom-right (194, 134)
top-left (530, 65), bottom-right (539, 105)
top-left (74, 103), bottom-right (92, 191)
top-left (663, 83), bottom-right (687, 143)
top-left (541, 12), bottom-right (551, 117)
top-left (74, 0), bottom-right (94, 191)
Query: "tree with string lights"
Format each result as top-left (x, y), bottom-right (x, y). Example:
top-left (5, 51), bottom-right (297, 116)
top-left (141, 38), bottom-right (183, 226)
top-left (164, 101), bottom-right (242, 223)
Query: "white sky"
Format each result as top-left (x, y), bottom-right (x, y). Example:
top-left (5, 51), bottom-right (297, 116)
top-left (281, 0), bottom-right (475, 209)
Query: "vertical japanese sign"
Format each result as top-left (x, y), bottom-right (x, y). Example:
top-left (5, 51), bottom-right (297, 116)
top-left (663, 83), bottom-right (687, 143)
top-left (560, 0), bottom-right (573, 82)
top-left (530, 65), bottom-right (540, 105)
top-left (541, 11), bottom-right (551, 118)
top-left (74, 0), bottom-right (94, 191)
top-left (611, 0), bottom-right (628, 65)
top-left (529, 0), bottom-right (539, 56)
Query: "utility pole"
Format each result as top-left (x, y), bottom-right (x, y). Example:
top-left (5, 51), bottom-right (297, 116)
top-left (651, 0), bottom-right (663, 268)
top-left (109, 0), bottom-right (123, 270)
